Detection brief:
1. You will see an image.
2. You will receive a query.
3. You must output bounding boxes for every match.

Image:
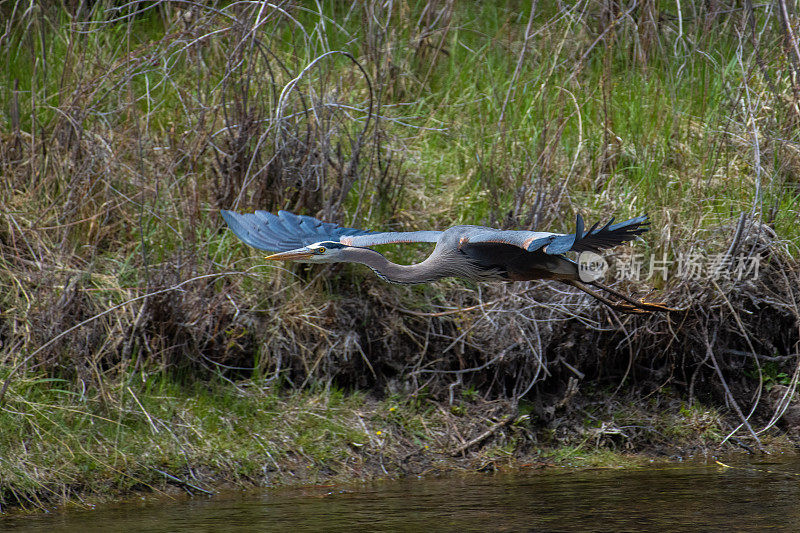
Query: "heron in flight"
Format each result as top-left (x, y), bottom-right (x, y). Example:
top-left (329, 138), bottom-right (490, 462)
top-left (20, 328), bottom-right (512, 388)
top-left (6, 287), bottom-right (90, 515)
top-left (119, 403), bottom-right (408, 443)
top-left (221, 210), bottom-right (673, 314)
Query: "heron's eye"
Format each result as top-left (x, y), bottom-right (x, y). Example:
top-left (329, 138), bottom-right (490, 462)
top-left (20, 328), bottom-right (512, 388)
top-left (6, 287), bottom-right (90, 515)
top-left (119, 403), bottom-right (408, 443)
top-left (316, 246), bottom-right (326, 254)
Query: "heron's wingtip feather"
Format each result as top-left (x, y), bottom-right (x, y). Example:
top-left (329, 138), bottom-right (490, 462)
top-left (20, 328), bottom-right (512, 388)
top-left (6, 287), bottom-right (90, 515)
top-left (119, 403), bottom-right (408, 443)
top-left (568, 213), bottom-right (650, 254)
top-left (221, 209), bottom-right (377, 252)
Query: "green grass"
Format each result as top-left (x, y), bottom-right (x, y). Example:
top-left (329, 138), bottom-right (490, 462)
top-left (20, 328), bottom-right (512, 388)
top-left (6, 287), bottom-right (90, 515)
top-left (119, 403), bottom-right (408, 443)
top-left (2, 368), bottom-right (739, 508)
top-left (0, 372), bottom-right (379, 505)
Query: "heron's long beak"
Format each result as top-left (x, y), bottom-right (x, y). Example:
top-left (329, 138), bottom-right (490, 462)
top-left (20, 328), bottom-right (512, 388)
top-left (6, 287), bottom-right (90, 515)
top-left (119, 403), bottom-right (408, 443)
top-left (264, 248), bottom-right (314, 261)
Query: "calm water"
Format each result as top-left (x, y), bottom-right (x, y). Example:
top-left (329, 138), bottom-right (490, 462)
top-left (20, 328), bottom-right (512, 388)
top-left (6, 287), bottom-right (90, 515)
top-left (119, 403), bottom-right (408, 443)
top-left (4, 457), bottom-right (800, 532)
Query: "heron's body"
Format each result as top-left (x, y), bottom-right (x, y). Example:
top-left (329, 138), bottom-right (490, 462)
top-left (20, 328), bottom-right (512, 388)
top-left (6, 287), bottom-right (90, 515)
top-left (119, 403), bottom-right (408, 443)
top-left (221, 209), bottom-right (673, 313)
top-left (323, 227), bottom-right (578, 285)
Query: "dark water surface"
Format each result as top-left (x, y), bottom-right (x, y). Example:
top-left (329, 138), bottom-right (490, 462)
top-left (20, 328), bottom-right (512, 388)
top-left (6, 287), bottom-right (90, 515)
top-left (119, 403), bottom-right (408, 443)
top-left (4, 457), bottom-right (800, 532)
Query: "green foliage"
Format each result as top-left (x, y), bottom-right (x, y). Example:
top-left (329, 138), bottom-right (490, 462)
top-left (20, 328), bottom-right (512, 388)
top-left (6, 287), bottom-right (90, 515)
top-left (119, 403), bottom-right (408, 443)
top-left (745, 362), bottom-right (791, 392)
top-left (0, 371), bottom-right (377, 507)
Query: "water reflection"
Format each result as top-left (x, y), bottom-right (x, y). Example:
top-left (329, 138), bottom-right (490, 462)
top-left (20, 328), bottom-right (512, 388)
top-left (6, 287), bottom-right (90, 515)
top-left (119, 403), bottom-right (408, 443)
top-left (4, 457), bottom-right (800, 532)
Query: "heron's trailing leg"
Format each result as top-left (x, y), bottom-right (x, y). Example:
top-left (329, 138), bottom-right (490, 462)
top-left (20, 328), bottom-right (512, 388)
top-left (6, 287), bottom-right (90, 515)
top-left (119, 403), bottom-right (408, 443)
top-left (588, 280), bottom-right (679, 313)
top-left (566, 280), bottom-right (677, 314)
top-left (565, 280), bottom-right (647, 314)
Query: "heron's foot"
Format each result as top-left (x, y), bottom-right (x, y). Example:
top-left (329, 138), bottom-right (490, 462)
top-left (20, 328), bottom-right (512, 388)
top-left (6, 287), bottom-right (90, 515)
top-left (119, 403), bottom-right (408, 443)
top-left (605, 298), bottom-right (679, 315)
top-left (606, 301), bottom-right (651, 315)
top-left (636, 299), bottom-right (682, 313)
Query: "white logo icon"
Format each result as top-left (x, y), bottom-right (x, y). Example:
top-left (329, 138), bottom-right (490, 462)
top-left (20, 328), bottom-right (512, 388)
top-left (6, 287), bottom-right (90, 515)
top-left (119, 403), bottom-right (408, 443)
top-left (578, 252), bottom-right (608, 282)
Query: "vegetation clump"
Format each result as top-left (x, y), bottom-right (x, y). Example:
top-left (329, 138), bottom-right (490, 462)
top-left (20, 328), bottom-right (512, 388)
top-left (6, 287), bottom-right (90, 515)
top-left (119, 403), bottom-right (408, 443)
top-left (1, 0), bottom-right (799, 512)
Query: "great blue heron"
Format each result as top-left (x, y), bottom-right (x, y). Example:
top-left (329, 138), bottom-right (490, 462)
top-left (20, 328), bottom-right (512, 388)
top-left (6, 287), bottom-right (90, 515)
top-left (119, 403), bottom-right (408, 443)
top-left (221, 210), bottom-right (673, 313)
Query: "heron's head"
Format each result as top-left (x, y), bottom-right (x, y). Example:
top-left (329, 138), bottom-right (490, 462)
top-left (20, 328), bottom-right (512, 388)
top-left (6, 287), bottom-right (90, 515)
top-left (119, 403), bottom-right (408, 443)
top-left (263, 241), bottom-right (353, 264)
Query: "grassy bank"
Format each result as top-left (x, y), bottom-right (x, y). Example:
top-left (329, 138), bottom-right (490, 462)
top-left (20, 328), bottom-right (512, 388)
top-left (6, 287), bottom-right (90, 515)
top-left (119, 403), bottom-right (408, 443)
top-left (3, 368), bottom-right (768, 512)
top-left (2, 0), bottom-right (800, 511)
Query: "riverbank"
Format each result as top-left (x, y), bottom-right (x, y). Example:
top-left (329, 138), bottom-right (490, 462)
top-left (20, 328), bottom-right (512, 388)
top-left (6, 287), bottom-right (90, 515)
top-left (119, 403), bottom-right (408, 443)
top-left (2, 373), bottom-right (798, 513)
top-left (2, 0), bottom-right (800, 516)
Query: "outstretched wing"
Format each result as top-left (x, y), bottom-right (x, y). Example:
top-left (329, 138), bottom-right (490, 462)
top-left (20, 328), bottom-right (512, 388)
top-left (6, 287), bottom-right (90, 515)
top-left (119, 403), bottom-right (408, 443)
top-left (341, 231), bottom-right (442, 247)
top-left (459, 214), bottom-right (649, 255)
top-left (221, 210), bottom-right (442, 252)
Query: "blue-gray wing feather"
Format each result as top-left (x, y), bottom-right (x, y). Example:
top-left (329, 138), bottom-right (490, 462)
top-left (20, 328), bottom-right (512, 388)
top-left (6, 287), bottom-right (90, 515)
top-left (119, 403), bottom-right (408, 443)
top-left (457, 229), bottom-right (557, 251)
top-left (564, 214), bottom-right (649, 254)
top-left (221, 210), bottom-right (378, 252)
top-left (221, 210), bottom-right (442, 252)
top-left (460, 214), bottom-right (649, 255)
top-left (222, 209), bottom-right (647, 254)
top-left (345, 231), bottom-right (442, 247)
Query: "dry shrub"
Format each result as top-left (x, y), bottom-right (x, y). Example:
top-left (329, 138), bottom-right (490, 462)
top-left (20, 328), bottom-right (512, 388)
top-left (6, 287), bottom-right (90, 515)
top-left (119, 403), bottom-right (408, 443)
top-left (0, 1), bottom-right (798, 448)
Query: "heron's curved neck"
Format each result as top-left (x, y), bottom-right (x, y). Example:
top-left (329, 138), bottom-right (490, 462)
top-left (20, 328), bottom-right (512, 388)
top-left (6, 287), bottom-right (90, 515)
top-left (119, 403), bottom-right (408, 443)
top-left (347, 247), bottom-right (448, 285)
